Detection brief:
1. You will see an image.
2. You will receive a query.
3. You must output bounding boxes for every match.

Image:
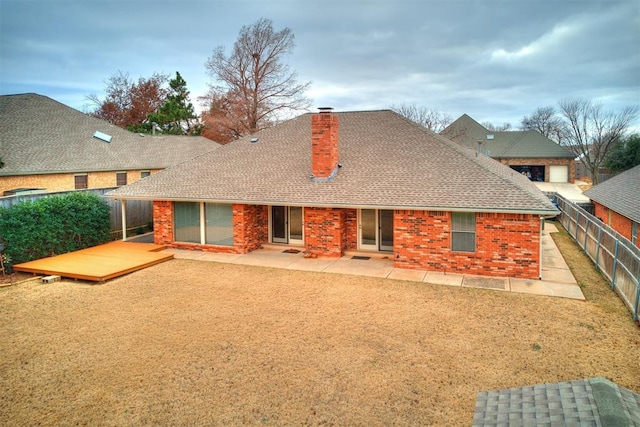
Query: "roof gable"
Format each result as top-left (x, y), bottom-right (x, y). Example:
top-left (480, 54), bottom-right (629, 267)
top-left (584, 165), bottom-right (640, 222)
top-left (0, 93), bottom-right (219, 176)
top-left (109, 110), bottom-right (557, 214)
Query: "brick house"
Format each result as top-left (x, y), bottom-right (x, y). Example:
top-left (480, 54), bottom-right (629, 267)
top-left (0, 93), bottom-right (219, 195)
top-left (441, 114), bottom-right (576, 183)
top-left (584, 165), bottom-right (640, 247)
top-left (107, 109), bottom-right (559, 279)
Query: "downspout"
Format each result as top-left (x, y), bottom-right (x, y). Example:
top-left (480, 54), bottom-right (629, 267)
top-left (121, 199), bottom-right (127, 241)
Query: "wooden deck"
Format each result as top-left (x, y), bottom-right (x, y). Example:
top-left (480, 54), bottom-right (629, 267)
top-left (14, 241), bottom-right (174, 282)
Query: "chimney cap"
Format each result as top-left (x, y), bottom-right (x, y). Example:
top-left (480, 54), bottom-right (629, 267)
top-left (317, 107), bottom-right (334, 113)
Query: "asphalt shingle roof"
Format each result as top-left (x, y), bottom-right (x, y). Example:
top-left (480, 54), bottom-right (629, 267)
top-left (442, 114), bottom-right (575, 159)
top-left (0, 93), bottom-right (219, 176)
top-left (473, 377), bottom-right (640, 426)
top-left (108, 110), bottom-right (557, 214)
top-left (584, 165), bottom-right (640, 223)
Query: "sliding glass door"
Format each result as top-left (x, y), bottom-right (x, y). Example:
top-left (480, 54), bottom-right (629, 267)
top-left (358, 209), bottom-right (393, 252)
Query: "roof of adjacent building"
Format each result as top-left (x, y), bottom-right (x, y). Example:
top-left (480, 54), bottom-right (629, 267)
top-left (441, 114), bottom-right (575, 159)
top-left (108, 110), bottom-right (557, 214)
top-left (473, 377), bottom-right (640, 426)
top-left (0, 93), bottom-right (220, 176)
top-left (584, 164), bottom-right (640, 223)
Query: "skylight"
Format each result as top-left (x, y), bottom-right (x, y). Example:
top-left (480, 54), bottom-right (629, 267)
top-left (93, 131), bottom-right (112, 143)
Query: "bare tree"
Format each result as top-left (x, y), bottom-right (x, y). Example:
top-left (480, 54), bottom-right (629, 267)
top-left (200, 89), bottom-right (248, 143)
top-left (481, 121), bottom-right (512, 132)
top-left (86, 71), bottom-right (169, 129)
top-left (521, 106), bottom-right (569, 143)
top-left (559, 97), bottom-right (638, 184)
top-left (203, 18), bottom-right (311, 136)
top-left (391, 103), bottom-right (452, 132)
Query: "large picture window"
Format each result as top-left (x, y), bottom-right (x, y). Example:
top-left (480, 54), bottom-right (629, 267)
top-left (174, 202), bottom-right (200, 243)
top-left (205, 203), bottom-right (233, 246)
top-left (452, 212), bottom-right (476, 252)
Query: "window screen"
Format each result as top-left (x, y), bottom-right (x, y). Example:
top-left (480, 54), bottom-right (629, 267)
top-left (141, 171), bottom-right (151, 178)
top-left (174, 202), bottom-right (201, 243)
top-left (452, 212), bottom-right (476, 252)
top-left (205, 203), bottom-right (233, 246)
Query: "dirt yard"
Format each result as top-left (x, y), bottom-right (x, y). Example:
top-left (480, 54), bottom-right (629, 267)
top-left (1, 227), bottom-right (638, 426)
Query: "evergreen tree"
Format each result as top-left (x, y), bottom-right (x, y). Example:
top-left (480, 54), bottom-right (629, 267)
top-left (143, 72), bottom-right (203, 135)
top-left (605, 134), bottom-right (640, 172)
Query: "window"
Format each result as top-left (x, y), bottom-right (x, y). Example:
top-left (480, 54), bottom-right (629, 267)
top-left (633, 221), bottom-right (638, 246)
top-left (74, 174), bottom-right (88, 189)
top-left (452, 212), bottom-right (476, 252)
top-left (141, 171), bottom-right (151, 178)
top-left (174, 202), bottom-right (200, 243)
top-left (116, 172), bottom-right (127, 186)
top-left (205, 203), bottom-right (233, 246)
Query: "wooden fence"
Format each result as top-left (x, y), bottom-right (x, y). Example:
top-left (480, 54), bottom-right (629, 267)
top-left (0, 188), bottom-right (153, 238)
top-left (555, 194), bottom-right (640, 321)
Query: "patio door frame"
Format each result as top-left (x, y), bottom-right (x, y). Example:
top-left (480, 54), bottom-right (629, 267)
top-left (270, 206), bottom-right (304, 245)
top-left (358, 209), bottom-right (394, 252)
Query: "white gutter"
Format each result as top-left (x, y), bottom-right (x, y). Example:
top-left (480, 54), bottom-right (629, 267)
top-left (105, 195), bottom-right (559, 217)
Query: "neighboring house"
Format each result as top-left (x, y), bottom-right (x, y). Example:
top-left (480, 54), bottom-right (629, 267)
top-left (0, 93), bottom-right (219, 195)
top-left (107, 109), bottom-right (559, 279)
top-left (584, 164), bottom-right (640, 247)
top-left (441, 114), bottom-right (576, 183)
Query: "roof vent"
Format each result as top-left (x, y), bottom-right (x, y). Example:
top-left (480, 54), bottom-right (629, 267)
top-left (250, 137), bottom-right (259, 144)
top-left (486, 134), bottom-right (494, 140)
top-left (93, 131), bottom-right (112, 143)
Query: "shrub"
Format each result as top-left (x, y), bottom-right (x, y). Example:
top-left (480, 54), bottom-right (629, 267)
top-left (0, 192), bottom-right (111, 265)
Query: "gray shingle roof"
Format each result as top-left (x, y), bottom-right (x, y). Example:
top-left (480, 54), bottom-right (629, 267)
top-left (584, 165), bottom-right (640, 222)
top-left (108, 110), bottom-right (557, 214)
top-left (473, 377), bottom-right (640, 426)
top-left (442, 114), bottom-right (575, 159)
top-left (0, 93), bottom-right (219, 176)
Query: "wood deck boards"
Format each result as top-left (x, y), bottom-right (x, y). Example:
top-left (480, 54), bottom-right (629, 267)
top-left (14, 241), bottom-right (174, 282)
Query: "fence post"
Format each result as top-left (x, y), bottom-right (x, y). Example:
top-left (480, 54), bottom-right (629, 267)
top-left (583, 218), bottom-right (590, 250)
top-left (594, 226), bottom-right (602, 272)
top-left (634, 276), bottom-right (640, 322)
top-left (611, 240), bottom-right (619, 290)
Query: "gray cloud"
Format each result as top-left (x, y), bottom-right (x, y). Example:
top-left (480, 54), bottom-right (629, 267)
top-left (1, 0), bottom-right (637, 128)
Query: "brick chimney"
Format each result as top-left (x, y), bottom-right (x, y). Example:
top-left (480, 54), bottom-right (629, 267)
top-left (311, 107), bottom-right (339, 182)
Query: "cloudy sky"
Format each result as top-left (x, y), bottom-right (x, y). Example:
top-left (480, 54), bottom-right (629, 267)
top-left (1, 0), bottom-right (638, 128)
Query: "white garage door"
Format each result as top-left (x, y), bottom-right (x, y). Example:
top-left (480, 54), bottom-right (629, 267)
top-left (549, 165), bottom-right (569, 183)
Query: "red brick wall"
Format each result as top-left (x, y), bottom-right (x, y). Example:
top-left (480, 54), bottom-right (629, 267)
top-left (394, 210), bottom-right (541, 279)
top-left (345, 209), bottom-right (358, 250)
top-left (153, 201), bottom-right (174, 245)
top-left (304, 207), bottom-right (346, 257)
top-left (233, 204), bottom-right (268, 253)
top-left (593, 202), bottom-right (637, 246)
top-left (311, 111), bottom-right (339, 179)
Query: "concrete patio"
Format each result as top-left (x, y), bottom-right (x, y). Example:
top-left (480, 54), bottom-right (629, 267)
top-left (158, 222), bottom-right (584, 301)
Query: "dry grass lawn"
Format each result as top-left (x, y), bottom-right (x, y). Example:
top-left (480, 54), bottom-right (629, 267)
top-left (1, 226), bottom-right (638, 426)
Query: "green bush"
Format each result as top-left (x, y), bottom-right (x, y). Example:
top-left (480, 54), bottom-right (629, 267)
top-left (0, 192), bottom-right (111, 266)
